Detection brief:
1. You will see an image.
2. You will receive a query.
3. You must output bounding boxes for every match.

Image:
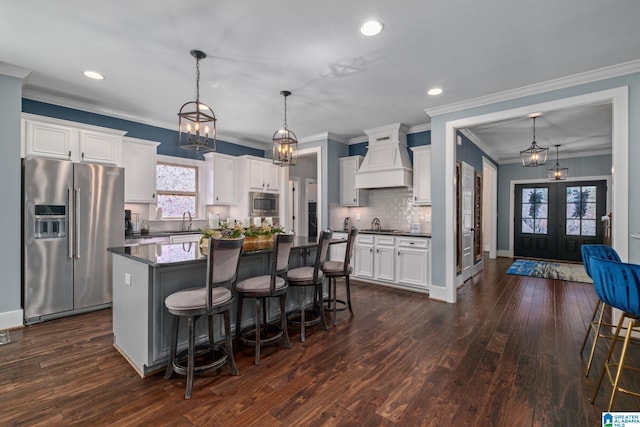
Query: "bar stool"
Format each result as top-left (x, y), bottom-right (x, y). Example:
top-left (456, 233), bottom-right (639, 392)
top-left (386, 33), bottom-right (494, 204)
top-left (580, 244), bottom-right (621, 376)
top-left (287, 230), bottom-right (332, 342)
top-left (164, 237), bottom-right (244, 400)
top-left (235, 233), bottom-right (294, 365)
top-left (322, 227), bottom-right (358, 326)
top-left (590, 257), bottom-right (640, 410)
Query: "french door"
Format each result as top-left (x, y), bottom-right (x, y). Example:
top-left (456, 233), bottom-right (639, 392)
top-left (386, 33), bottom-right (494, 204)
top-left (514, 180), bottom-right (606, 262)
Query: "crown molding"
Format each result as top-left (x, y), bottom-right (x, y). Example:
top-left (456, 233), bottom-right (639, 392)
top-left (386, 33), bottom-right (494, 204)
top-left (425, 59), bottom-right (640, 118)
top-left (499, 147), bottom-right (612, 164)
top-left (21, 89), bottom-right (269, 151)
top-left (459, 129), bottom-right (495, 159)
top-left (407, 122), bottom-right (431, 134)
top-left (0, 62), bottom-right (31, 79)
top-left (348, 122), bottom-right (431, 145)
top-left (298, 131), bottom-right (349, 144)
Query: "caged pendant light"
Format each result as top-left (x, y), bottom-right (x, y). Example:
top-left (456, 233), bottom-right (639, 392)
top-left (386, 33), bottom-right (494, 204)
top-left (178, 50), bottom-right (216, 153)
top-left (548, 144), bottom-right (569, 180)
top-left (520, 115), bottom-right (548, 167)
top-left (272, 90), bottom-right (298, 167)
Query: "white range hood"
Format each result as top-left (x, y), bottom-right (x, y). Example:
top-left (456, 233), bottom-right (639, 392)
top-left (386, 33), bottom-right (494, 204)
top-left (353, 123), bottom-right (413, 189)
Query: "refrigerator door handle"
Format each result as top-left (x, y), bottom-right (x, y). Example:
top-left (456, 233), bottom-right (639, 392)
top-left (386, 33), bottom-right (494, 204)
top-left (74, 187), bottom-right (81, 259)
top-left (67, 186), bottom-right (74, 259)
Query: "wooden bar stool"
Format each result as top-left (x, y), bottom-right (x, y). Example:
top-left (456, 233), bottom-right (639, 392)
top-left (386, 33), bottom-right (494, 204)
top-left (287, 230), bottom-right (332, 342)
top-left (235, 233), bottom-right (294, 365)
top-left (322, 227), bottom-right (358, 326)
top-left (164, 237), bottom-right (244, 399)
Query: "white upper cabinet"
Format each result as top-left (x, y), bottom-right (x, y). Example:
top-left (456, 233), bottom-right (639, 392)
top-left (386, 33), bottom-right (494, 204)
top-left (123, 137), bottom-right (159, 203)
top-left (411, 145), bottom-right (431, 205)
top-left (249, 159), bottom-right (279, 193)
top-left (22, 114), bottom-right (125, 165)
top-left (340, 156), bottom-right (366, 206)
top-left (204, 152), bottom-right (236, 205)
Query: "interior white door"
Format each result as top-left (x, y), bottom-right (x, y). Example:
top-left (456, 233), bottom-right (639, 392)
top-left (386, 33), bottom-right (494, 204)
top-left (461, 161), bottom-right (474, 283)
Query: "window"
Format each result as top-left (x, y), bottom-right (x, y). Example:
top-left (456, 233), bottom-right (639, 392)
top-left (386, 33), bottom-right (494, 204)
top-left (521, 187), bottom-right (548, 234)
top-left (566, 185), bottom-right (597, 236)
top-left (156, 162), bottom-right (198, 218)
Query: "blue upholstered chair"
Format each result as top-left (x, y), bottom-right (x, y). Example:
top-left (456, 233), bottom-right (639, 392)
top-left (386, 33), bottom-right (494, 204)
top-left (589, 257), bottom-right (640, 410)
top-left (580, 244), bottom-right (622, 376)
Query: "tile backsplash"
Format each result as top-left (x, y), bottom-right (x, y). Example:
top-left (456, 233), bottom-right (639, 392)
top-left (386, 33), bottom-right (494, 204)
top-left (330, 188), bottom-right (431, 233)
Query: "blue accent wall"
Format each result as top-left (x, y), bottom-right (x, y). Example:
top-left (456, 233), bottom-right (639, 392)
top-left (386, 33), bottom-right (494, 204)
top-left (456, 131), bottom-right (499, 171)
top-left (348, 130), bottom-right (432, 163)
top-left (22, 99), bottom-right (264, 159)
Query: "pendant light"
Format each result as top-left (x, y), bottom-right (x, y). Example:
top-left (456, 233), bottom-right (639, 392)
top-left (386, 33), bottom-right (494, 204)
top-left (548, 144), bottom-right (569, 180)
top-left (272, 90), bottom-right (298, 167)
top-left (520, 115), bottom-right (548, 167)
top-left (178, 50), bottom-right (216, 153)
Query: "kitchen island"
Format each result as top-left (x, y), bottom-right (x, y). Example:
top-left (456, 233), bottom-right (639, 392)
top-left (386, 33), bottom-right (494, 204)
top-left (109, 236), bottom-right (323, 377)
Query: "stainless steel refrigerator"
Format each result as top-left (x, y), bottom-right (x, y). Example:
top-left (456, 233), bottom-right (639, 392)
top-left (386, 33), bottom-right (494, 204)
top-left (23, 157), bottom-right (124, 324)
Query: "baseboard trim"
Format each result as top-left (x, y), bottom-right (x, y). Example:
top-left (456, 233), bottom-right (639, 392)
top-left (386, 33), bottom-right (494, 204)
top-left (497, 250), bottom-right (512, 258)
top-left (0, 309), bottom-right (24, 330)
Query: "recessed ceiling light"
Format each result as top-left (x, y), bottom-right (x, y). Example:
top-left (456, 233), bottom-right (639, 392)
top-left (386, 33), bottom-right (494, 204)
top-left (427, 88), bottom-right (443, 96)
top-left (83, 70), bottom-right (104, 80)
top-left (360, 20), bottom-right (384, 36)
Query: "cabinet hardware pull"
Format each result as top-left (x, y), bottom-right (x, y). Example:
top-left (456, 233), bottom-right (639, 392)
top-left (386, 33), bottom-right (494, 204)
top-left (152, 194), bottom-right (155, 199)
top-left (81, 152), bottom-right (85, 159)
top-left (68, 150), bottom-right (72, 158)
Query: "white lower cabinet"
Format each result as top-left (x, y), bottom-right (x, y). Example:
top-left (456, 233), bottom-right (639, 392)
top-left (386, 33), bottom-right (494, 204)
top-left (396, 237), bottom-right (431, 290)
top-left (354, 235), bottom-right (374, 279)
top-left (374, 236), bottom-right (395, 282)
top-left (329, 231), bottom-right (348, 262)
top-left (353, 234), bottom-right (431, 292)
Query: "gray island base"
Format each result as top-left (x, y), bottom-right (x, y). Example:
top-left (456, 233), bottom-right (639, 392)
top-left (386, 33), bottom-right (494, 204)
top-left (109, 237), bottom-right (324, 377)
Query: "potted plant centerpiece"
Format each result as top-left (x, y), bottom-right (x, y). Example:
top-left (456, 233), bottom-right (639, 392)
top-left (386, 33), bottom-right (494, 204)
top-left (199, 221), bottom-right (285, 253)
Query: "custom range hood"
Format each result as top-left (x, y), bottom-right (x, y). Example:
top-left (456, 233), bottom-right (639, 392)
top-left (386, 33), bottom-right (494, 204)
top-left (354, 123), bottom-right (413, 189)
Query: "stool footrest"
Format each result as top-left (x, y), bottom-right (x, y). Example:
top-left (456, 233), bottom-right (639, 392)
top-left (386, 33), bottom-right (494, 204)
top-left (324, 298), bottom-right (348, 312)
top-left (239, 324), bottom-right (284, 346)
top-left (171, 344), bottom-right (228, 376)
top-left (287, 308), bottom-right (323, 327)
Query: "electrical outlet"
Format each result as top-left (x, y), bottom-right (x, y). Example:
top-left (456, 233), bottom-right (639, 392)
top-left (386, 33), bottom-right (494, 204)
top-left (355, 213), bottom-right (361, 221)
top-left (124, 273), bottom-right (131, 286)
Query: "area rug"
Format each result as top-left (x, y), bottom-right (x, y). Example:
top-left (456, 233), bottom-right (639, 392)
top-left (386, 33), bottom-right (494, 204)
top-left (507, 259), bottom-right (592, 283)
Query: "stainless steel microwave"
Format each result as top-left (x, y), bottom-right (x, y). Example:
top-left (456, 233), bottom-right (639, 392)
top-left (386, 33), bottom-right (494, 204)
top-left (249, 192), bottom-right (279, 217)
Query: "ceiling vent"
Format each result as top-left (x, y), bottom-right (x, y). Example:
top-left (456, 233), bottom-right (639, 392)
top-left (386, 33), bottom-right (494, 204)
top-left (353, 123), bottom-right (413, 189)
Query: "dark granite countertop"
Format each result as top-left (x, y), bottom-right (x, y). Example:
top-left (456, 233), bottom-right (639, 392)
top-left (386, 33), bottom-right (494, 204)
top-left (332, 229), bottom-right (431, 238)
top-left (110, 236), bottom-right (338, 267)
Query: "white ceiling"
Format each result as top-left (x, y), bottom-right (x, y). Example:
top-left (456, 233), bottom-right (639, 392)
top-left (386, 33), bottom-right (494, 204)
top-left (1, 0), bottom-right (639, 153)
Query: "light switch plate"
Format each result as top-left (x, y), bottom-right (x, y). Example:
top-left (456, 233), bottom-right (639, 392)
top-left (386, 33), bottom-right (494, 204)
top-left (124, 273), bottom-right (131, 286)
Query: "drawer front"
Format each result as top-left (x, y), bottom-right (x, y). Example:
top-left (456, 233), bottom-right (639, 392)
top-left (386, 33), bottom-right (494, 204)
top-left (397, 237), bottom-right (429, 249)
top-left (358, 235), bottom-right (374, 244)
top-left (375, 235), bottom-right (396, 246)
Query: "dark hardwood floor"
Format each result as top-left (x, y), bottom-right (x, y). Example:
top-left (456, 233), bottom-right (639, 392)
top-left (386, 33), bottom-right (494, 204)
top-left (2, 256), bottom-right (638, 426)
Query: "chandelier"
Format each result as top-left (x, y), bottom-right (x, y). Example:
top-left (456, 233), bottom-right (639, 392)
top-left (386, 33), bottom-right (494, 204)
top-left (178, 50), bottom-right (216, 153)
top-left (520, 115), bottom-right (548, 167)
top-left (548, 144), bottom-right (569, 180)
top-left (272, 90), bottom-right (298, 167)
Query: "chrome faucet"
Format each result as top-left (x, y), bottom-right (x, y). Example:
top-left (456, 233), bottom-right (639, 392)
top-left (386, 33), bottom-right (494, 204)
top-left (371, 217), bottom-right (381, 231)
top-left (181, 211), bottom-right (192, 231)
